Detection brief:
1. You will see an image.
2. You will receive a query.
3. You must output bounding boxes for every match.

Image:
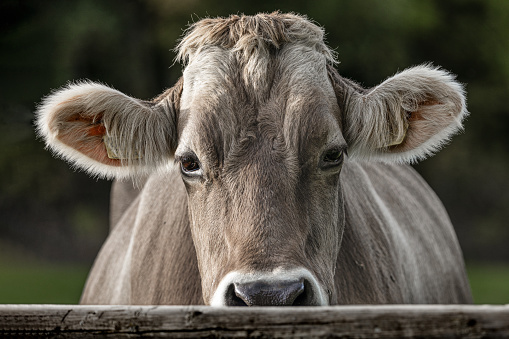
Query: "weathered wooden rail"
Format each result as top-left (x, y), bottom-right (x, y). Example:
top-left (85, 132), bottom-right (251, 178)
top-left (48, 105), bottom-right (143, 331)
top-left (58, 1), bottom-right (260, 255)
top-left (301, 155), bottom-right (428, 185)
top-left (0, 304), bottom-right (508, 338)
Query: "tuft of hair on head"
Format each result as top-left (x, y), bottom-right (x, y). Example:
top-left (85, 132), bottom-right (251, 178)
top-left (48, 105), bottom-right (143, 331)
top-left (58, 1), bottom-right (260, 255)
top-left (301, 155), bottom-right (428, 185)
top-left (176, 12), bottom-right (337, 67)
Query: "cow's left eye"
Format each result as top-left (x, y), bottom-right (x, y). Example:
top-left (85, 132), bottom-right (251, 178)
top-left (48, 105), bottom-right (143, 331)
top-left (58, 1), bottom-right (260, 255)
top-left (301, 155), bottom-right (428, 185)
top-left (180, 155), bottom-right (201, 176)
top-left (321, 149), bottom-right (344, 169)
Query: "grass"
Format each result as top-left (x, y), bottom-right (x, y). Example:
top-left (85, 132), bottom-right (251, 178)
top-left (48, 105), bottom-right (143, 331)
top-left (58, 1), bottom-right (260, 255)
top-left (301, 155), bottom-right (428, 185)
top-left (0, 263), bottom-right (89, 304)
top-left (0, 261), bottom-right (507, 304)
top-left (466, 263), bottom-right (509, 304)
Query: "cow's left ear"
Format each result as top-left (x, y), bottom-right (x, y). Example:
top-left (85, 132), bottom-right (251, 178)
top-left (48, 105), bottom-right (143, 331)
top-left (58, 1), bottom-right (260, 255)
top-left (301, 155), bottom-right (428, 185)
top-left (328, 65), bottom-right (468, 163)
top-left (36, 78), bottom-right (183, 179)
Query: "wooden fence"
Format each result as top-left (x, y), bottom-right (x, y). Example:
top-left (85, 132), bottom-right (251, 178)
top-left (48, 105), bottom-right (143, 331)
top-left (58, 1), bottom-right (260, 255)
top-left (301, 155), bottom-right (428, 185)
top-left (0, 304), bottom-right (508, 338)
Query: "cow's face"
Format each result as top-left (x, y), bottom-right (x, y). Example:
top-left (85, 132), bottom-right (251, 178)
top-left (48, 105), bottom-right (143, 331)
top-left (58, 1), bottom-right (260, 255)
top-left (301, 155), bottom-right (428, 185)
top-left (176, 44), bottom-right (344, 305)
top-left (36, 13), bottom-right (467, 308)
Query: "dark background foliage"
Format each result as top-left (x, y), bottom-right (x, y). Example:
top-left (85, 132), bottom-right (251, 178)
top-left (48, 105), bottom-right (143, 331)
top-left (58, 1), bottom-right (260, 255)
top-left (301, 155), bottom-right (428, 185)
top-left (1, 0), bottom-right (508, 265)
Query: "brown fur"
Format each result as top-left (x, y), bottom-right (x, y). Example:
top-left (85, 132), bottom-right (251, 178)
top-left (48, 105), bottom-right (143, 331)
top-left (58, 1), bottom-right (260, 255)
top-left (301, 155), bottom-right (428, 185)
top-left (38, 13), bottom-right (471, 306)
top-left (82, 161), bottom-right (471, 305)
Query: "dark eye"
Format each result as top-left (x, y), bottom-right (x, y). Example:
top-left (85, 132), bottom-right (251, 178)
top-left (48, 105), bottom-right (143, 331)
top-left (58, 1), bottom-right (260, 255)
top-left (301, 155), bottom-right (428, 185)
top-left (180, 155), bottom-right (201, 175)
top-left (321, 149), bottom-right (344, 169)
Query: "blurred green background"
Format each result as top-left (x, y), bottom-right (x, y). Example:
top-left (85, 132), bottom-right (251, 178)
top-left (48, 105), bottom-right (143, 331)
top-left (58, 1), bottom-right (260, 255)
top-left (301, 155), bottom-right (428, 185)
top-left (0, 0), bottom-right (508, 304)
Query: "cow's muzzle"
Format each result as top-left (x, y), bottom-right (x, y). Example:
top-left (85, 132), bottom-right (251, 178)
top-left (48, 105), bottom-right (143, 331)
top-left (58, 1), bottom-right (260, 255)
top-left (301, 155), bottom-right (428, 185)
top-left (210, 268), bottom-right (328, 306)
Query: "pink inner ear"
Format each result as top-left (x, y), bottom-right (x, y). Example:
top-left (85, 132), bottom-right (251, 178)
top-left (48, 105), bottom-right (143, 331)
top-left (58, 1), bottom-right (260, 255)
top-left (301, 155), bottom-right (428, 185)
top-left (389, 100), bottom-right (445, 153)
top-left (407, 100), bottom-right (442, 123)
top-left (57, 113), bottom-right (122, 167)
top-left (87, 124), bottom-right (107, 136)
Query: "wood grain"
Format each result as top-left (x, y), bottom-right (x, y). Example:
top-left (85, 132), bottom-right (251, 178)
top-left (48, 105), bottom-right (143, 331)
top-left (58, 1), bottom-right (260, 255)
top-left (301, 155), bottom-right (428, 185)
top-left (0, 305), bottom-right (508, 338)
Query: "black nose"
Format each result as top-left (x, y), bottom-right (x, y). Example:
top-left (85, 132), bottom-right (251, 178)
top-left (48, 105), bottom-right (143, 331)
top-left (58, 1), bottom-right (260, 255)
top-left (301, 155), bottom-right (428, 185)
top-left (228, 279), bottom-right (306, 306)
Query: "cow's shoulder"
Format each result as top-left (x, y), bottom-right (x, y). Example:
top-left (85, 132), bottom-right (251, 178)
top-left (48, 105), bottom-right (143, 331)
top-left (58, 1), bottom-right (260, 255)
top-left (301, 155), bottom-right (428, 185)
top-left (336, 161), bottom-right (472, 304)
top-left (83, 169), bottom-right (202, 305)
top-left (341, 161), bottom-right (448, 226)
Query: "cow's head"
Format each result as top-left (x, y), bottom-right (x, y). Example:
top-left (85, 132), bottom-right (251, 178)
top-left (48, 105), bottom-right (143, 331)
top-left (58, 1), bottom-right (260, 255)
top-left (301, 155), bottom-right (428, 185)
top-left (37, 13), bottom-right (467, 306)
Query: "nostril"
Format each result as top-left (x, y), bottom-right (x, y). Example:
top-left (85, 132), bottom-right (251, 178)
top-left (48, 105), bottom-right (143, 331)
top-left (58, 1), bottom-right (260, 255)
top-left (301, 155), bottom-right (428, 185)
top-left (225, 283), bottom-right (249, 306)
top-left (233, 279), bottom-right (305, 306)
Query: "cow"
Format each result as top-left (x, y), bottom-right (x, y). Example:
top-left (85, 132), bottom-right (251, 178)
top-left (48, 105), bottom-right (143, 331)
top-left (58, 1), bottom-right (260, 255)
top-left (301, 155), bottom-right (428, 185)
top-left (36, 12), bottom-right (472, 306)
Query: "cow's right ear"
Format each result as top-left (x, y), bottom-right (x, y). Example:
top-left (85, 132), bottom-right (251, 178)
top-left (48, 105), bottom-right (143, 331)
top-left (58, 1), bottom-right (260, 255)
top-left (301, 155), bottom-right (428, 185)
top-left (36, 78), bottom-right (183, 179)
